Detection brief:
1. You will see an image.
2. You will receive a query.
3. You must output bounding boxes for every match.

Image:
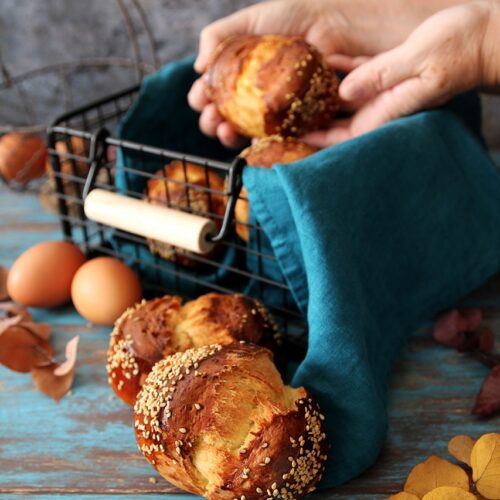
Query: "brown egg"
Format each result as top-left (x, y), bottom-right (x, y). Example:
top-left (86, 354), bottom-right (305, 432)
top-left (7, 241), bottom-right (86, 308)
top-left (71, 257), bottom-right (143, 325)
top-left (0, 132), bottom-right (48, 183)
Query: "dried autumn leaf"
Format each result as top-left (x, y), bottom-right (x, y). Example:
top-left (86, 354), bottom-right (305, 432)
top-left (0, 302), bottom-right (32, 322)
top-left (433, 310), bottom-right (469, 348)
top-left (0, 266), bottom-right (8, 300)
top-left (404, 455), bottom-right (470, 497)
top-left (53, 336), bottom-right (79, 376)
top-left (461, 308), bottom-right (483, 331)
top-left (455, 333), bottom-right (475, 352)
top-left (0, 314), bottom-right (23, 334)
top-left (387, 493), bottom-right (419, 500)
top-left (0, 325), bottom-right (53, 372)
top-left (449, 435), bottom-right (476, 467)
top-left (470, 433), bottom-right (500, 499)
top-left (422, 486), bottom-right (477, 499)
top-left (21, 322), bottom-right (51, 341)
top-left (32, 363), bottom-right (75, 402)
top-left (473, 366), bottom-right (500, 417)
top-left (478, 327), bottom-right (495, 354)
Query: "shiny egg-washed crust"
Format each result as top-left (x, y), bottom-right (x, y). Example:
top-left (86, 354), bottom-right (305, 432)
top-left (107, 293), bottom-right (282, 405)
top-left (134, 342), bottom-right (328, 500)
top-left (235, 136), bottom-right (318, 241)
top-left (206, 34), bottom-right (340, 138)
top-left (145, 161), bottom-right (226, 267)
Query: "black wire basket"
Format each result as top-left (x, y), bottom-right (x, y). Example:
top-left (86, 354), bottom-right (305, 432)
top-left (46, 85), bottom-right (307, 351)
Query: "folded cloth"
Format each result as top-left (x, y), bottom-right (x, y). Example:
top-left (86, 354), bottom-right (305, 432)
top-left (115, 57), bottom-right (296, 309)
top-left (243, 93), bottom-right (500, 486)
top-left (116, 59), bottom-right (500, 487)
top-left (114, 57), bottom-right (243, 296)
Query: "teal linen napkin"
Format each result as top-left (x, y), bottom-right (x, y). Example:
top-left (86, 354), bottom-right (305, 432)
top-left (116, 58), bottom-right (500, 488)
top-left (243, 97), bottom-right (500, 486)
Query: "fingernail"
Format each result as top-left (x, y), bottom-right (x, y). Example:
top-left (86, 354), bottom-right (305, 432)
top-left (340, 79), bottom-right (365, 101)
top-left (194, 58), bottom-right (202, 73)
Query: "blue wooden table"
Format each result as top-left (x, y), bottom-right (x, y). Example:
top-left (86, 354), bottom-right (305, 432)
top-left (1, 182), bottom-right (499, 500)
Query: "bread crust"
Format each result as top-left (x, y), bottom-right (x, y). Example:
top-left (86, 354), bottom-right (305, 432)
top-left (235, 136), bottom-right (318, 241)
top-left (134, 342), bottom-right (328, 499)
top-left (145, 160), bottom-right (226, 266)
top-left (206, 35), bottom-right (340, 138)
top-left (107, 293), bottom-right (282, 405)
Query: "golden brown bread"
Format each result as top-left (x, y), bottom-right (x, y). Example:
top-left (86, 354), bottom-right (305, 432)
top-left (145, 160), bottom-right (227, 267)
top-left (46, 136), bottom-right (90, 179)
top-left (205, 34), bottom-right (340, 138)
top-left (107, 293), bottom-right (282, 405)
top-left (134, 342), bottom-right (328, 499)
top-left (235, 136), bottom-right (318, 241)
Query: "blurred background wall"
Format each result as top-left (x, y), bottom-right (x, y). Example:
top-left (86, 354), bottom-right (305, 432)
top-left (1, 0), bottom-right (499, 158)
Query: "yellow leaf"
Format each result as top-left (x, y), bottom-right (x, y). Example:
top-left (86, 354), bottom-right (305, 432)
top-left (471, 433), bottom-right (500, 499)
top-left (422, 486), bottom-right (477, 499)
top-left (387, 493), bottom-right (419, 500)
top-left (404, 455), bottom-right (470, 497)
top-left (449, 435), bottom-right (476, 467)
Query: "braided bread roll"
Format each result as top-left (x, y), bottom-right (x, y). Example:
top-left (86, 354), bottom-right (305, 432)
top-left (206, 35), bottom-right (340, 138)
top-left (107, 293), bottom-right (282, 405)
top-left (146, 161), bottom-right (226, 267)
top-left (236, 136), bottom-right (318, 241)
top-left (135, 342), bottom-right (328, 499)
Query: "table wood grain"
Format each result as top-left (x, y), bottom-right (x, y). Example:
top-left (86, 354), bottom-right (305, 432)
top-left (1, 183), bottom-right (499, 500)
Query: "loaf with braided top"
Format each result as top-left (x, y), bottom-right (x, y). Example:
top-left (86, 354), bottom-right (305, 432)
top-left (205, 34), bottom-right (340, 139)
top-left (134, 342), bottom-right (328, 499)
top-left (107, 293), bottom-right (282, 405)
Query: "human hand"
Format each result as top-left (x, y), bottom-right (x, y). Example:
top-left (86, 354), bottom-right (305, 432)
top-left (304, 1), bottom-right (500, 147)
top-left (188, 0), bottom-right (443, 148)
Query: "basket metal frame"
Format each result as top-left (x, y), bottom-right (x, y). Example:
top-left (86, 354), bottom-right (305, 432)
top-left (46, 85), bottom-right (307, 349)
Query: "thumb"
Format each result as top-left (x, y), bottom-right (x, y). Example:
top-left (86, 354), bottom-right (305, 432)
top-left (195, 12), bottom-right (251, 73)
top-left (339, 45), bottom-right (416, 102)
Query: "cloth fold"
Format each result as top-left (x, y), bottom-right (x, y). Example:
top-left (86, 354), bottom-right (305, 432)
top-left (243, 97), bottom-right (500, 485)
top-left (116, 58), bottom-right (500, 487)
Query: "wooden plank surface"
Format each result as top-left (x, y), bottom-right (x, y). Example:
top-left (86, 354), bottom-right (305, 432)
top-left (1, 183), bottom-right (499, 499)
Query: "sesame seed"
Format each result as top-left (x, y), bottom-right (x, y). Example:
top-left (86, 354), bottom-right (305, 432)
top-left (264, 456), bottom-right (271, 464)
top-left (179, 428), bottom-right (187, 433)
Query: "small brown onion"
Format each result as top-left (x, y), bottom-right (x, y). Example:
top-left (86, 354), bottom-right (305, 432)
top-left (0, 132), bottom-right (48, 183)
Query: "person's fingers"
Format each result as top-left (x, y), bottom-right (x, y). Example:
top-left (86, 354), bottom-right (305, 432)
top-left (199, 103), bottom-right (224, 137)
top-left (339, 46), bottom-right (416, 102)
top-left (326, 54), bottom-right (370, 73)
top-left (304, 76), bottom-right (444, 147)
top-left (301, 118), bottom-right (353, 148)
top-left (305, 21), bottom-right (352, 56)
top-left (217, 122), bottom-right (248, 150)
top-left (350, 76), bottom-right (447, 135)
top-left (187, 78), bottom-right (210, 112)
top-left (195, 11), bottom-right (251, 73)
